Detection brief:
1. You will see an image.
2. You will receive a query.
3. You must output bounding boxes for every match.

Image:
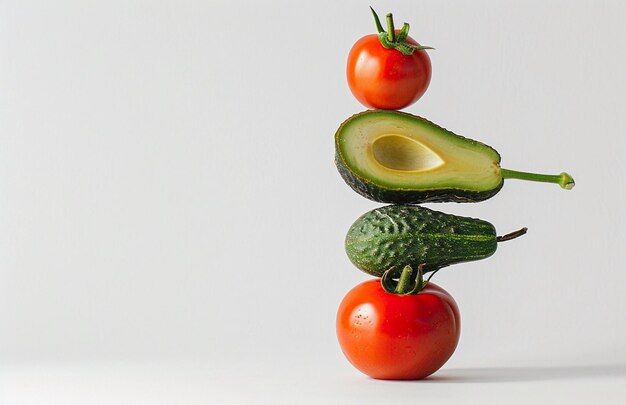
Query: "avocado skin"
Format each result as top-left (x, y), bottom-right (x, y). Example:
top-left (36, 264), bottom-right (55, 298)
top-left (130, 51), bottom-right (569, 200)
top-left (345, 205), bottom-right (497, 276)
top-left (335, 154), bottom-right (504, 204)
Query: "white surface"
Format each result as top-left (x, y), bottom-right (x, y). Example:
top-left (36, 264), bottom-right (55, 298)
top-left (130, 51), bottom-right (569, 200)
top-left (1, 0), bottom-right (625, 403)
top-left (1, 361), bottom-right (625, 405)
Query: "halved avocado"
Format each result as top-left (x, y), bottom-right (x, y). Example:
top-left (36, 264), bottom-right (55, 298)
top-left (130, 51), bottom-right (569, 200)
top-left (335, 110), bottom-right (574, 204)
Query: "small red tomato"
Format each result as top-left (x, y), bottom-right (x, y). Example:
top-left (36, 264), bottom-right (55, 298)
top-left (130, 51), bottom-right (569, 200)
top-left (347, 9), bottom-right (432, 110)
top-left (347, 35), bottom-right (431, 110)
top-left (336, 277), bottom-right (460, 380)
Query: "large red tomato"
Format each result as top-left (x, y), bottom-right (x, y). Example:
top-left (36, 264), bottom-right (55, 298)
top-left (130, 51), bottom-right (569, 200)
top-left (347, 33), bottom-right (432, 110)
top-left (336, 277), bottom-right (460, 380)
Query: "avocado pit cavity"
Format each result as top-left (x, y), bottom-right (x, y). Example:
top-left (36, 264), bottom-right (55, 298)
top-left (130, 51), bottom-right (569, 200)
top-left (372, 134), bottom-right (444, 172)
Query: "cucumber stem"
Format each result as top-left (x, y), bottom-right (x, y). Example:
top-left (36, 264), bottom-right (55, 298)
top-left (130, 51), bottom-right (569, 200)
top-left (496, 227), bottom-right (528, 242)
top-left (501, 169), bottom-right (575, 190)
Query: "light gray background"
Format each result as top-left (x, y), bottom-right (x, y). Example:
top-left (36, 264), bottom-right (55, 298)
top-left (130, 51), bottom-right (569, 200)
top-left (1, 0), bottom-right (625, 403)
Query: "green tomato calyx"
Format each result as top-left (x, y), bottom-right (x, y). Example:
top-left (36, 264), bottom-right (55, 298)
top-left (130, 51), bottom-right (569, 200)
top-left (382, 264), bottom-right (429, 295)
top-left (370, 7), bottom-right (434, 56)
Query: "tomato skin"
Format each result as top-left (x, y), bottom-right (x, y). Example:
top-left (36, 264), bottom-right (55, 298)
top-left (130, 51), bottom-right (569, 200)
top-left (346, 33), bottom-right (432, 110)
top-left (336, 279), bottom-right (460, 380)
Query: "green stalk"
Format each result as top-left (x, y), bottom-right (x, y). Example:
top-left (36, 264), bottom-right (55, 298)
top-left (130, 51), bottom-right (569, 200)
top-left (501, 169), bottom-right (575, 190)
top-left (381, 265), bottom-right (425, 295)
top-left (386, 13), bottom-right (395, 42)
top-left (370, 6), bottom-right (384, 33)
top-left (395, 265), bottom-right (414, 294)
top-left (369, 7), bottom-right (434, 55)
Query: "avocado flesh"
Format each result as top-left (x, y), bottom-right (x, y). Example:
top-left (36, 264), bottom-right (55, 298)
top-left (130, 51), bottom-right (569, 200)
top-left (335, 110), bottom-right (504, 204)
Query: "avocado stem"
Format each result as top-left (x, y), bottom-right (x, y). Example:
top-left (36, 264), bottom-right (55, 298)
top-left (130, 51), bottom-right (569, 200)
top-left (386, 13), bottom-right (396, 42)
top-left (501, 168), bottom-right (575, 190)
top-left (496, 227), bottom-right (528, 242)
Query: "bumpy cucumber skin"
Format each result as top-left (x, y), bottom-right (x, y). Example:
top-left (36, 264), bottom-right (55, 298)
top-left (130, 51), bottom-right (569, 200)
top-left (334, 110), bottom-right (504, 204)
top-left (345, 205), bottom-right (497, 276)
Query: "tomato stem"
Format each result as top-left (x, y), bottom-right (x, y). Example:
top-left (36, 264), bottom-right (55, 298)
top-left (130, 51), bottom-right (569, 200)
top-left (395, 265), bottom-right (414, 293)
top-left (501, 168), bottom-right (575, 190)
top-left (386, 13), bottom-right (396, 42)
top-left (425, 267), bottom-right (442, 285)
top-left (369, 7), bottom-right (435, 56)
top-left (381, 264), bottom-right (426, 295)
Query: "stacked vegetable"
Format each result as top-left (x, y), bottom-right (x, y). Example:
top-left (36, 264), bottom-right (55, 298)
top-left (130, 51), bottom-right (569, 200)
top-left (335, 8), bottom-right (575, 380)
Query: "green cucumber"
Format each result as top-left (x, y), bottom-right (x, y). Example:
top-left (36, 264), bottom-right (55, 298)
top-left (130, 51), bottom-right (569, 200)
top-left (335, 110), bottom-right (575, 204)
top-left (345, 205), bottom-right (525, 276)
